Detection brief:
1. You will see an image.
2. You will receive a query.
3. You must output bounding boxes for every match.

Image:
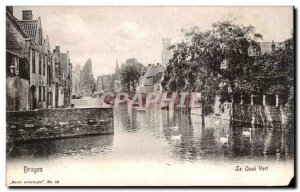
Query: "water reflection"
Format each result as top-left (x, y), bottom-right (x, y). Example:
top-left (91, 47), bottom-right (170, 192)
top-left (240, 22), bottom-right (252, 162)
top-left (7, 106), bottom-right (293, 163)
top-left (7, 134), bottom-right (113, 160)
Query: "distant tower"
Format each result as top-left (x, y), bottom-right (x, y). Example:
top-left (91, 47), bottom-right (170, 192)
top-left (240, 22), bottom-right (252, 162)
top-left (162, 38), bottom-right (172, 66)
top-left (115, 58), bottom-right (121, 79)
top-left (114, 58), bottom-right (122, 92)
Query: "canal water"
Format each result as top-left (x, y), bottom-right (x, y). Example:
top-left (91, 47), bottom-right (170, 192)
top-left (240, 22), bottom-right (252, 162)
top-left (6, 105), bottom-right (294, 186)
top-left (7, 106), bottom-right (294, 163)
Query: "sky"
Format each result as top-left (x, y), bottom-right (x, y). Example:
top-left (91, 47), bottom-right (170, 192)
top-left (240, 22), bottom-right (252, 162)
top-left (13, 6), bottom-right (293, 77)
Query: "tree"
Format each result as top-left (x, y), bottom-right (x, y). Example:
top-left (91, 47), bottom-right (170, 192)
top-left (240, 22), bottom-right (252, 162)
top-left (250, 35), bottom-right (294, 125)
top-left (120, 58), bottom-right (145, 92)
top-left (79, 58), bottom-right (95, 97)
top-left (162, 21), bottom-right (262, 115)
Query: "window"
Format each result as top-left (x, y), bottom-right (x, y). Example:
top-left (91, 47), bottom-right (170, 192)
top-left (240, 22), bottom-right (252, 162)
top-left (32, 51), bottom-right (35, 73)
top-left (38, 86), bottom-right (42, 102)
top-left (48, 65), bottom-right (51, 85)
top-left (39, 54), bottom-right (41, 75)
top-left (19, 59), bottom-right (29, 80)
top-left (43, 56), bottom-right (46, 76)
top-left (43, 86), bottom-right (45, 102)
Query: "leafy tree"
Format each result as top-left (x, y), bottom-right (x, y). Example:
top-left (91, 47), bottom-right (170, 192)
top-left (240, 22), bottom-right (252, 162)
top-left (162, 21), bottom-right (262, 115)
top-left (120, 58), bottom-right (145, 92)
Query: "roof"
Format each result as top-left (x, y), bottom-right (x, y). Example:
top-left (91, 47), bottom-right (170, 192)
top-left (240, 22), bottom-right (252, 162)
top-left (259, 42), bottom-right (285, 54)
top-left (6, 49), bottom-right (27, 58)
top-left (6, 11), bottom-right (28, 58)
top-left (6, 11), bottom-right (28, 38)
top-left (16, 20), bottom-right (38, 44)
top-left (142, 65), bottom-right (165, 79)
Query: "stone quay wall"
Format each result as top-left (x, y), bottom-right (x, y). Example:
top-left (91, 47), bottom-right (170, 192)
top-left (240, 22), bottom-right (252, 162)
top-left (231, 103), bottom-right (289, 127)
top-left (6, 108), bottom-right (114, 143)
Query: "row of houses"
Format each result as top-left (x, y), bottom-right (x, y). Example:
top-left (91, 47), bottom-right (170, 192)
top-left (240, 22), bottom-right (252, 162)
top-left (136, 38), bottom-right (170, 93)
top-left (6, 7), bottom-right (72, 111)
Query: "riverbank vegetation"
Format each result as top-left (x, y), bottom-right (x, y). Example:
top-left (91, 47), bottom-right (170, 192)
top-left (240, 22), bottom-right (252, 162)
top-left (162, 20), bottom-right (294, 120)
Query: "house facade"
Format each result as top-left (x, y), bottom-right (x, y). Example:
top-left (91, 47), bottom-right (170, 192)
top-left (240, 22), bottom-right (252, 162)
top-left (6, 7), bottom-right (73, 110)
top-left (15, 10), bottom-right (50, 110)
top-left (6, 9), bottom-right (31, 111)
top-left (51, 46), bottom-right (72, 107)
top-left (137, 63), bottom-right (165, 93)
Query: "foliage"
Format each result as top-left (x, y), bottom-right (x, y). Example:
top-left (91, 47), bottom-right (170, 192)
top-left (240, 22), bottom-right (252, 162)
top-left (120, 58), bottom-right (145, 91)
top-left (162, 21), bottom-right (264, 114)
top-left (162, 20), bottom-right (294, 110)
top-left (243, 36), bottom-right (294, 106)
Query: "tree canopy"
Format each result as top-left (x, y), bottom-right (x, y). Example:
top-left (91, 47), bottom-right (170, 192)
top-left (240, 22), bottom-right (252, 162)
top-left (162, 21), bottom-right (294, 107)
top-left (120, 58), bottom-right (145, 91)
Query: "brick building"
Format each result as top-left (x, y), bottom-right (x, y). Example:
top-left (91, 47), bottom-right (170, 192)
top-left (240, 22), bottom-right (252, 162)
top-left (137, 63), bottom-right (165, 93)
top-left (6, 7), bottom-right (73, 110)
top-left (16, 9), bottom-right (50, 109)
top-left (51, 46), bottom-right (72, 107)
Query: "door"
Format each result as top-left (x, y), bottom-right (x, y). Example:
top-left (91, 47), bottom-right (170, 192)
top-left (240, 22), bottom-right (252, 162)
top-left (30, 86), bottom-right (37, 110)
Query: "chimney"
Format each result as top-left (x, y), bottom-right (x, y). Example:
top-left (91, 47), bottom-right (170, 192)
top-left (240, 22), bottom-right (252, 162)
top-left (55, 46), bottom-right (60, 53)
top-left (6, 6), bottom-right (13, 16)
top-left (22, 10), bottom-right (32, 20)
top-left (271, 41), bottom-right (275, 51)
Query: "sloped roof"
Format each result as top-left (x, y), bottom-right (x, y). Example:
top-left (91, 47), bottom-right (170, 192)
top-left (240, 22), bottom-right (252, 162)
top-left (6, 11), bottom-right (27, 38)
top-left (16, 20), bottom-right (38, 44)
top-left (142, 65), bottom-right (165, 79)
top-left (6, 11), bottom-right (28, 58)
top-left (6, 49), bottom-right (27, 59)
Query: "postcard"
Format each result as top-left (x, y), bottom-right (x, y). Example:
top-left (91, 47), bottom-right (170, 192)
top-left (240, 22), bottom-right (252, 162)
top-left (6, 6), bottom-right (294, 187)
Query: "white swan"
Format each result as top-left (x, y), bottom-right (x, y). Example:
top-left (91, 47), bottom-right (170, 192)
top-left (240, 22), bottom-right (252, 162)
top-left (219, 135), bottom-right (229, 144)
top-left (242, 128), bottom-right (252, 137)
top-left (171, 134), bottom-right (182, 141)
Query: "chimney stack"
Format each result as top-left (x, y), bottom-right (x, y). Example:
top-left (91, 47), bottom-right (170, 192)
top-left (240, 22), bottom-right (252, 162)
top-left (22, 10), bottom-right (32, 20)
top-left (6, 6), bottom-right (13, 16)
top-left (55, 46), bottom-right (60, 53)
